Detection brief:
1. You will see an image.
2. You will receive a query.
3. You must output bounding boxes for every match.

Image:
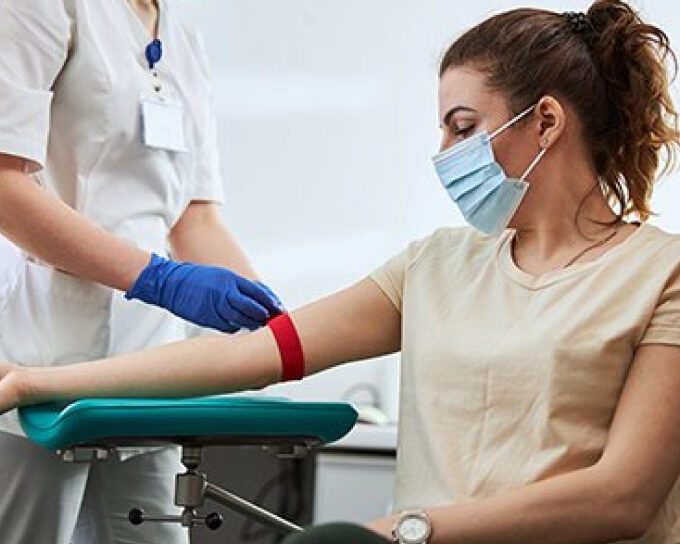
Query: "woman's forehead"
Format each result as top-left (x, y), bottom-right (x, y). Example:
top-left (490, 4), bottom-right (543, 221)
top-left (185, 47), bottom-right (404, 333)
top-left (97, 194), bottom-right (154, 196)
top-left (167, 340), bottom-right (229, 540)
top-left (438, 67), bottom-right (506, 118)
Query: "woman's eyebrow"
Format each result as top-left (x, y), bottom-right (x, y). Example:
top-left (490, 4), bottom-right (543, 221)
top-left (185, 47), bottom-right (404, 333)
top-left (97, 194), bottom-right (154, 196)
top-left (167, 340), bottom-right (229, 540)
top-left (441, 105), bottom-right (477, 128)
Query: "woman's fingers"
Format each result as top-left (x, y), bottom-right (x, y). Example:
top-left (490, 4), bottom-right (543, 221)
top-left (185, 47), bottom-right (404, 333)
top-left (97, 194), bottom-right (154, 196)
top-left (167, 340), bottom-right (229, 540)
top-left (0, 361), bottom-right (17, 380)
top-left (0, 366), bottom-right (24, 415)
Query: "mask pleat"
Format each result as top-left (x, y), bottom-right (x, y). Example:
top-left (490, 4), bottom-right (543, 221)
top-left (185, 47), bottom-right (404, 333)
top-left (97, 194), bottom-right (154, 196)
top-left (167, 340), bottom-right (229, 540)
top-left (465, 178), bottom-right (528, 236)
top-left (433, 132), bottom-right (489, 163)
top-left (434, 138), bottom-right (494, 186)
top-left (454, 163), bottom-right (504, 210)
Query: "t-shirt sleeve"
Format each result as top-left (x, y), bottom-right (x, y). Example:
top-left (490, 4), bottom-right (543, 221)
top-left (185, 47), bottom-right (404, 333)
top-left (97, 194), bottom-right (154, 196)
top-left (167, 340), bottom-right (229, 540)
top-left (184, 28), bottom-right (224, 204)
top-left (0, 0), bottom-right (71, 171)
top-left (369, 234), bottom-right (434, 313)
top-left (639, 267), bottom-right (680, 346)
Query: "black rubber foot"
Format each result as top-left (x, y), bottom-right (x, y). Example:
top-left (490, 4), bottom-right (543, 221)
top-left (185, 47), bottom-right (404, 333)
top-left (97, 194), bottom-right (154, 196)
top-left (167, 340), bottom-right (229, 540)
top-left (128, 507), bottom-right (145, 526)
top-left (205, 512), bottom-right (224, 530)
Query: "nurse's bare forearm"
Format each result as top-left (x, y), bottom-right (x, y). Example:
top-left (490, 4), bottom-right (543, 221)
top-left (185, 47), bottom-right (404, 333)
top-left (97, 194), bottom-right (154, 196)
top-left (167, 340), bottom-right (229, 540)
top-left (169, 201), bottom-right (259, 280)
top-left (0, 158), bottom-right (149, 290)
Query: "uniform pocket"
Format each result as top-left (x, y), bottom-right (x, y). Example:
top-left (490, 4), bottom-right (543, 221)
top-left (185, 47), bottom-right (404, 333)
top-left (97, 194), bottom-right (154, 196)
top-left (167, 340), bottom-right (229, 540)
top-left (0, 258), bottom-right (52, 365)
top-left (0, 256), bottom-right (114, 365)
top-left (0, 236), bottom-right (24, 319)
top-left (48, 267), bottom-right (112, 364)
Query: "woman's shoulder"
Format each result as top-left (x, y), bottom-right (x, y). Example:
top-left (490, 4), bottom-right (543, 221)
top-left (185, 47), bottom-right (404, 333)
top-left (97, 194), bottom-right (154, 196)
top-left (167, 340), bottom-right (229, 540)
top-left (428, 225), bottom-right (500, 246)
top-left (618, 223), bottom-right (680, 290)
top-left (636, 223), bottom-right (680, 260)
top-left (403, 226), bottom-right (498, 272)
top-left (642, 222), bottom-right (680, 242)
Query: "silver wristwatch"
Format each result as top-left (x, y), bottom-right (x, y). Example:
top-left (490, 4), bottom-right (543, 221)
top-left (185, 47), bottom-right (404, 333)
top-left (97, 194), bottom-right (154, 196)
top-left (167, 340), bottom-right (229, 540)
top-left (392, 509), bottom-right (432, 544)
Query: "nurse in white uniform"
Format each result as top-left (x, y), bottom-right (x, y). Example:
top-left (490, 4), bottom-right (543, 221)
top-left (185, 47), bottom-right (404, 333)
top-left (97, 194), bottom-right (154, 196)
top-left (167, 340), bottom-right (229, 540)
top-left (0, 1), bottom-right (282, 543)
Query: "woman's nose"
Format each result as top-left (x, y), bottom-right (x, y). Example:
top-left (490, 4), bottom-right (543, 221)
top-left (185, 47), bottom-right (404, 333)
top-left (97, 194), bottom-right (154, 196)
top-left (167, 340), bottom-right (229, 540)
top-left (439, 134), bottom-right (454, 153)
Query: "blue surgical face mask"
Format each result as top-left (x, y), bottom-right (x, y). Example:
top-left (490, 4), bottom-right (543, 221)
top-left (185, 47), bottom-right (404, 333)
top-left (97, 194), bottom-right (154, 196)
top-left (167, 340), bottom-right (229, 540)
top-left (432, 105), bottom-right (547, 237)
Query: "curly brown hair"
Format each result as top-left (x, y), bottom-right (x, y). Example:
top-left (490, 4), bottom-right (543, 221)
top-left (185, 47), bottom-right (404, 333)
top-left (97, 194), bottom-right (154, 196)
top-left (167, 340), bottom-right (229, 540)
top-left (440, 0), bottom-right (680, 222)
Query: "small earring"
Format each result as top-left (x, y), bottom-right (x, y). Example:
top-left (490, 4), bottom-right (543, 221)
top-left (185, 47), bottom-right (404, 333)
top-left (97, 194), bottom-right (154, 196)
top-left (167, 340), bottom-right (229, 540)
top-left (541, 138), bottom-right (550, 148)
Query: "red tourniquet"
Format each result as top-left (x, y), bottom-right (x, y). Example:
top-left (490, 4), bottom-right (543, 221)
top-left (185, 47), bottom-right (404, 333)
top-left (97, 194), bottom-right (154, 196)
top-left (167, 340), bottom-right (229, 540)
top-left (267, 313), bottom-right (305, 381)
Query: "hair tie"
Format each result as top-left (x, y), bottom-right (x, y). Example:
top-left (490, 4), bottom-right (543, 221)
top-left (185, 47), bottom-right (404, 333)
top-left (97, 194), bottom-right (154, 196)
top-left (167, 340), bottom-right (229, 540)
top-left (562, 11), bottom-right (596, 47)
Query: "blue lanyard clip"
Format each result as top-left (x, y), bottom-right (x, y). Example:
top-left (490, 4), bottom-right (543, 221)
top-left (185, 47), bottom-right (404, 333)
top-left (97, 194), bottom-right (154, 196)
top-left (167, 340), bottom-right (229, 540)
top-left (145, 38), bottom-right (163, 70)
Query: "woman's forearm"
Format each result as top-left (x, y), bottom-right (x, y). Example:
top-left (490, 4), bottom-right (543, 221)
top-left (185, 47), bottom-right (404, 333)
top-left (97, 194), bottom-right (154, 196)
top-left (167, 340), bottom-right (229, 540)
top-left (6, 278), bottom-right (401, 407)
top-left (418, 465), bottom-right (646, 544)
top-left (20, 328), bottom-right (282, 404)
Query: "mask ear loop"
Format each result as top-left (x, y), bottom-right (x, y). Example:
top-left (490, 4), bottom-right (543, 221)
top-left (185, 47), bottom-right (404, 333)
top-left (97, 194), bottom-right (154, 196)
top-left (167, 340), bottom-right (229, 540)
top-left (519, 146), bottom-right (548, 181)
top-left (487, 103), bottom-right (547, 181)
top-left (489, 104), bottom-right (537, 141)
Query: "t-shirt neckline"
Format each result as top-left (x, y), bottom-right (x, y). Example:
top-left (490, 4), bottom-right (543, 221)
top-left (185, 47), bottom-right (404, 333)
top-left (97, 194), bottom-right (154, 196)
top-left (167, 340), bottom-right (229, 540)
top-left (497, 222), bottom-right (650, 289)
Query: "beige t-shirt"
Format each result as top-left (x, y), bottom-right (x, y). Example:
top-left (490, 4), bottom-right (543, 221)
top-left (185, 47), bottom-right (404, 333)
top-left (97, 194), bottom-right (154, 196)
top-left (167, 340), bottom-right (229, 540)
top-left (370, 223), bottom-right (680, 543)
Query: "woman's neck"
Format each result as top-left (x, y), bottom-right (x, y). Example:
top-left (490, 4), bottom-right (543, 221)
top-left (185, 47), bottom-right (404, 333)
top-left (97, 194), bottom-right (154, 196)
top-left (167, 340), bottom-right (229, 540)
top-left (511, 168), bottom-right (634, 273)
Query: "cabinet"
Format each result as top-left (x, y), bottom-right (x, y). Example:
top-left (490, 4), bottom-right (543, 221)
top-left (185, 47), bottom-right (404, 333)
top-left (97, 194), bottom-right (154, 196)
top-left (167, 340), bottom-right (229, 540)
top-left (313, 451), bottom-right (396, 525)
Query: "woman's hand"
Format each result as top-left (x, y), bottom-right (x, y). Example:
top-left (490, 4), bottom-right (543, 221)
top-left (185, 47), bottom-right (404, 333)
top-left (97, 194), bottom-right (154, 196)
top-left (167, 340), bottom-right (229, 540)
top-left (364, 515), bottom-right (397, 540)
top-left (0, 362), bottom-right (30, 414)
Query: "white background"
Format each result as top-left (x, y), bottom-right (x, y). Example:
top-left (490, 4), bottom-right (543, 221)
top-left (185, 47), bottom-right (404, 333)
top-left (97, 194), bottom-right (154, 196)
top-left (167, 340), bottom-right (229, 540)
top-left (174, 1), bottom-right (680, 420)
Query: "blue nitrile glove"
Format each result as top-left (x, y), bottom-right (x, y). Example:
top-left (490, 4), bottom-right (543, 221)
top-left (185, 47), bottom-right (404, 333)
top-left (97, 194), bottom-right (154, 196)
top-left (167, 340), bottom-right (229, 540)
top-left (255, 281), bottom-right (286, 315)
top-left (126, 254), bottom-right (284, 333)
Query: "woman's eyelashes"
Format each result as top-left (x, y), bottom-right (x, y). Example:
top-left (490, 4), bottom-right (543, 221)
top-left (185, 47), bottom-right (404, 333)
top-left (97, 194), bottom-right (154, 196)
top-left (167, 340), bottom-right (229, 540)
top-left (439, 116), bottom-right (477, 147)
top-left (453, 124), bottom-right (476, 139)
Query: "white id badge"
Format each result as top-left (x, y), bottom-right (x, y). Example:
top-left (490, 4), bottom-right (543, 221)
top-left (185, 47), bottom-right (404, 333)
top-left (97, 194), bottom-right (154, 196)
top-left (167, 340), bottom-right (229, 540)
top-left (141, 96), bottom-right (187, 152)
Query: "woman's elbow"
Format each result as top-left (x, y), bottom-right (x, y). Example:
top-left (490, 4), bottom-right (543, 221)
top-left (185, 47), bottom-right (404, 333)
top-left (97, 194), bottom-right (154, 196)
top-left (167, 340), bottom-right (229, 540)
top-left (619, 507), bottom-right (655, 540)
top-left (605, 483), bottom-right (660, 540)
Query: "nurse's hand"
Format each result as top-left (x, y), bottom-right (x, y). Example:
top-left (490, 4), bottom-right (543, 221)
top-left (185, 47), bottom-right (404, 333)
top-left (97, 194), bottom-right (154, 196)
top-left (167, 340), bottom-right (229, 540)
top-left (256, 281), bottom-right (286, 313)
top-left (125, 254), bottom-right (284, 333)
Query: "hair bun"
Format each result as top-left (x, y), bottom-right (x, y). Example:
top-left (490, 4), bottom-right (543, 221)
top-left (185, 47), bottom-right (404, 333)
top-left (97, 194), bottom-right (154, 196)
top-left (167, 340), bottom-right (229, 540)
top-left (562, 11), bottom-right (597, 47)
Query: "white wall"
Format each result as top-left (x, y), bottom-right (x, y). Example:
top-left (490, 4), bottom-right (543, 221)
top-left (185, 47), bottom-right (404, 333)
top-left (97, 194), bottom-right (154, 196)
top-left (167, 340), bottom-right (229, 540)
top-left (173, 0), bottom-right (680, 419)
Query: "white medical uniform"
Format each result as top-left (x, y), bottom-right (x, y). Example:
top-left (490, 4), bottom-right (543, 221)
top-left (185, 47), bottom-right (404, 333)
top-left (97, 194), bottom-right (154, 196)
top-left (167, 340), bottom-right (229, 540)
top-left (0, 1), bottom-right (223, 542)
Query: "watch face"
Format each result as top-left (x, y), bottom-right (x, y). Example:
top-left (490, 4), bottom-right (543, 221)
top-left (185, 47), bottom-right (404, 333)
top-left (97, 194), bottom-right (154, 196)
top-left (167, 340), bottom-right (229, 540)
top-left (398, 515), bottom-right (430, 543)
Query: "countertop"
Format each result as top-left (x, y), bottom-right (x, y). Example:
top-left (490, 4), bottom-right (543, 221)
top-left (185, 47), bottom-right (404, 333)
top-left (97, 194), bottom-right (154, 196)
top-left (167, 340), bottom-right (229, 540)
top-left (324, 422), bottom-right (398, 452)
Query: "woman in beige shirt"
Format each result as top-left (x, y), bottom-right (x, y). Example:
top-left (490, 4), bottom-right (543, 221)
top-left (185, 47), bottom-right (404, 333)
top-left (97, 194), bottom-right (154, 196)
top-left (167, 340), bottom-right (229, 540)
top-left (2, 0), bottom-right (680, 542)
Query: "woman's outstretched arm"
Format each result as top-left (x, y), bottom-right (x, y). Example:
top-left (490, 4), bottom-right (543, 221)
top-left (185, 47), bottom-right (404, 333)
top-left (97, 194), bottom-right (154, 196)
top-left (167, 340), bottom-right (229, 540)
top-left (0, 278), bottom-right (400, 412)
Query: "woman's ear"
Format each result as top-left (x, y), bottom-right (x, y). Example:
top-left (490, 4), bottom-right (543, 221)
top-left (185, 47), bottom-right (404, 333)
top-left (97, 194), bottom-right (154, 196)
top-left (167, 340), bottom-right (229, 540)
top-left (535, 95), bottom-right (565, 149)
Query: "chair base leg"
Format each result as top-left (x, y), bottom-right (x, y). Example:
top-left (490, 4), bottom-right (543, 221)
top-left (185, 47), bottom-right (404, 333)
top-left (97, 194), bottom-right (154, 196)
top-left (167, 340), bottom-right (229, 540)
top-left (130, 444), bottom-right (304, 535)
top-left (204, 480), bottom-right (303, 534)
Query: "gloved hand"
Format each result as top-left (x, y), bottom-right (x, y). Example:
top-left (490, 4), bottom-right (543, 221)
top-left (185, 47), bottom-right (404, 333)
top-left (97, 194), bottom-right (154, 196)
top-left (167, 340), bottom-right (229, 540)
top-left (256, 281), bottom-right (286, 314)
top-left (126, 254), bottom-right (284, 333)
